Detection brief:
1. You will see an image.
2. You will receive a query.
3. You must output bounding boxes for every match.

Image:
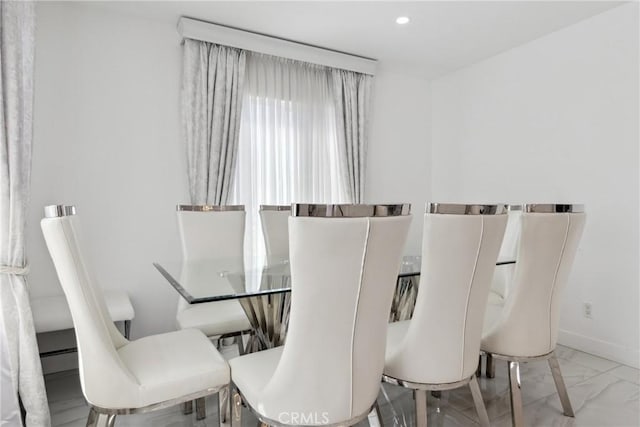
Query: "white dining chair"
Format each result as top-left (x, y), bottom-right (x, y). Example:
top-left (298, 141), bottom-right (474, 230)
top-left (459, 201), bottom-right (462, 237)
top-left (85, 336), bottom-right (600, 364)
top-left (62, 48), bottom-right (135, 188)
top-left (41, 205), bottom-right (230, 427)
top-left (175, 205), bottom-right (251, 344)
top-left (229, 203), bottom-right (412, 426)
top-left (482, 204), bottom-right (586, 427)
top-left (176, 204), bottom-right (252, 417)
top-left (259, 205), bottom-right (291, 265)
top-left (383, 203), bottom-right (508, 427)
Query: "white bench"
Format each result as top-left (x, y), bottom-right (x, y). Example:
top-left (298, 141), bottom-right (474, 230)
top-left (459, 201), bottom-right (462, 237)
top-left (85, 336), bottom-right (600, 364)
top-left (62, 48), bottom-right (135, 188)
top-left (32, 290), bottom-right (135, 357)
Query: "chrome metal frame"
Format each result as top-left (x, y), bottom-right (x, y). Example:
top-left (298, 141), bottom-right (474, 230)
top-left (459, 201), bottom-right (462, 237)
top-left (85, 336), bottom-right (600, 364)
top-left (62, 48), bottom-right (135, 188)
top-left (381, 374), bottom-right (489, 427)
top-left (292, 203), bottom-right (410, 218)
top-left (176, 204), bottom-right (245, 212)
top-left (86, 384), bottom-right (228, 426)
top-left (507, 204), bottom-right (523, 212)
top-left (230, 383), bottom-right (374, 427)
top-left (484, 350), bottom-right (574, 427)
top-left (44, 204), bottom-right (77, 218)
top-left (523, 204), bottom-right (584, 213)
top-left (260, 205), bottom-right (291, 212)
top-left (426, 203), bottom-right (507, 215)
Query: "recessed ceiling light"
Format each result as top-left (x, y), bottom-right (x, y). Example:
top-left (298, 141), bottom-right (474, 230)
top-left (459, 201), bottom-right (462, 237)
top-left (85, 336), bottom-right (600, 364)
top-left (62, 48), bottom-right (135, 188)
top-left (396, 16), bottom-right (410, 25)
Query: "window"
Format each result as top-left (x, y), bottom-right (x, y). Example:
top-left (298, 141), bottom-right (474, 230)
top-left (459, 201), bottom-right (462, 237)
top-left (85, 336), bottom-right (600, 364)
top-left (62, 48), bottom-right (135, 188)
top-left (230, 53), bottom-right (349, 271)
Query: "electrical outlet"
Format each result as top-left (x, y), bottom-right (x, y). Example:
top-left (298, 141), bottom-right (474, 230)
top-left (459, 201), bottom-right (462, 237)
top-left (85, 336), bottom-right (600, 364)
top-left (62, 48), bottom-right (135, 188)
top-left (584, 302), bottom-right (593, 319)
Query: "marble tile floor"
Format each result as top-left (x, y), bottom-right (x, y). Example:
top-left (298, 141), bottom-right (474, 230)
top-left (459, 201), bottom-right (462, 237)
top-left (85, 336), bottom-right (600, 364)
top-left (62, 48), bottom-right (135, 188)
top-left (46, 345), bottom-right (639, 427)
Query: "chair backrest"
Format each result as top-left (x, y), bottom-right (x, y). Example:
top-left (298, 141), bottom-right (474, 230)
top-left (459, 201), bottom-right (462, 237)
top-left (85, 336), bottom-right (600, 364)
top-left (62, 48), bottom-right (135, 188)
top-left (386, 203), bottom-right (507, 385)
top-left (260, 204), bottom-right (412, 424)
top-left (176, 205), bottom-right (246, 310)
top-left (259, 205), bottom-right (291, 265)
top-left (483, 204), bottom-right (586, 358)
top-left (491, 205), bottom-right (522, 298)
top-left (176, 205), bottom-right (245, 262)
top-left (41, 205), bottom-right (138, 408)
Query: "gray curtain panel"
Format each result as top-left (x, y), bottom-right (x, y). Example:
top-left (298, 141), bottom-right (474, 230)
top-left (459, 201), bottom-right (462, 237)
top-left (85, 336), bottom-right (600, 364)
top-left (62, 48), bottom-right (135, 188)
top-left (181, 39), bottom-right (247, 205)
top-left (332, 69), bottom-right (373, 204)
top-left (0, 2), bottom-right (51, 426)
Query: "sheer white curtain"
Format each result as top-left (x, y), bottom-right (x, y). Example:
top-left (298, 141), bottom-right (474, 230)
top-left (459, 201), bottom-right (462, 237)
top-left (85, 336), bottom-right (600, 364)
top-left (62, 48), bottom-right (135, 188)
top-left (230, 53), bottom-right (350, 269)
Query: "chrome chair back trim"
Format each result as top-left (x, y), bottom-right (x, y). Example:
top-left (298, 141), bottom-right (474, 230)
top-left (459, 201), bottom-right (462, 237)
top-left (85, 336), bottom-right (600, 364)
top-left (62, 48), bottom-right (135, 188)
top-left (524, 204), bottom-right (584, 213)
top-left (44, 205), bottom-right (76, 218)
top-left (292, 203), bottom-right (410, 218)
top-left (176, 204), bottom-right (245, 212)
top-left (259, 205), bottom-right (291, 212)
top-left (426, 203), bottom-right (507, 215)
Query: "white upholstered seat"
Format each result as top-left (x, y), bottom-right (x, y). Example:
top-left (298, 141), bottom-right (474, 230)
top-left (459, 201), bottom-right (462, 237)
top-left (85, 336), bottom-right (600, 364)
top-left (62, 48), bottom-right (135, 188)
top-left (41, 205), bottom-right (230, 427)
top-left (481, 204), bottom-right (586, 427)
top-left (116, 329), bottom-right (228, 407)
top-left (230, 203), bottom-right (412, 426)
top-left (383, 203), bottom-right (507, 427)
top-left (177, 300), bottom-right (251, 337)
top-left (259, 205), bottom-right (291, 265)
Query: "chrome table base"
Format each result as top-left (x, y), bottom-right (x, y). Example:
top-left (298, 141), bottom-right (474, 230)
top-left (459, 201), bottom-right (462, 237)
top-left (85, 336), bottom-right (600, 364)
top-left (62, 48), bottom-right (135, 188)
top-left (237, 275), bottom-right (419, 352)
top-left (389, 275), bottom-right (419, 322)
top-left (237, 291), bottom-right (291, 351)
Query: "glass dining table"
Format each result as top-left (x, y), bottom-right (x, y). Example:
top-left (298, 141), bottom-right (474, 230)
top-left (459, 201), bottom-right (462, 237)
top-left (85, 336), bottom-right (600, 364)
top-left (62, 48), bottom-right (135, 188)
top-left (154, 256), bottom-right (515, 352)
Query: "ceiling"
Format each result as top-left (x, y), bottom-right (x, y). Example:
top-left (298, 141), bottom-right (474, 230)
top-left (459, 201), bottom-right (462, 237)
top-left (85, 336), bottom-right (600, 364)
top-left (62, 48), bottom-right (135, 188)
top-left (93, 1), bottom-right (623, 78)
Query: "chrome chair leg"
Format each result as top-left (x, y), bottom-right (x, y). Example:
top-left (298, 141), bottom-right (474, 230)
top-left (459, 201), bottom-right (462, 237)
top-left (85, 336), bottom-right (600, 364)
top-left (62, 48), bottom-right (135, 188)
top-left (104, 414), bottom-right (116, 427)
top-left (86, 408), bottom-right (99, 427)
top-left (468, 375), bottom-right (490, 427)
top-left (476, 354), bottom-right (482, 377)
top-left (236, 334), bottom-right (245, 356)
top-left (232, 387), bottom-right (243, 427)
top-left (414, 389), bottom-right (427, 427)
top-left (486, 353), bottom-right (495, 378)
top-left (508, 361), bottom-right (524, 427)
top-left (195, 397), bottom-right (206, 420)
top-left (219, 386), bottom-right (231, 426)
top-left (124, 320), bottom-right (131, 339)
top-left (548, 353), bottom-right (575, 417)
top-left (368, 402), bottom-right (384, 427)
top-left (182, 400), bottom-right (193, 415)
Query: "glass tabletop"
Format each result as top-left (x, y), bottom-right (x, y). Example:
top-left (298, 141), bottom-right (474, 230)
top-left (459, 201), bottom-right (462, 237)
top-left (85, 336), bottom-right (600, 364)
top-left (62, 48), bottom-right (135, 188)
top-left (154, 256), bottom-right (516, 304)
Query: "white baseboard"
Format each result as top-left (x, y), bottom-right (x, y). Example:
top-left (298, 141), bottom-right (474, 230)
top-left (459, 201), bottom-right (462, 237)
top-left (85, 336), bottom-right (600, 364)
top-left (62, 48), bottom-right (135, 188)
top-left (558, 329), bottom-right (640, 369)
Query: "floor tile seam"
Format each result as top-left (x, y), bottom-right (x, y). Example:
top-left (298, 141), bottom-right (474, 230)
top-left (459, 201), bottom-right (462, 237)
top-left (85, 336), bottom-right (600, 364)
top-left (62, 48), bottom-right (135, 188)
top-left (556, 353), bottom-right (622, 374)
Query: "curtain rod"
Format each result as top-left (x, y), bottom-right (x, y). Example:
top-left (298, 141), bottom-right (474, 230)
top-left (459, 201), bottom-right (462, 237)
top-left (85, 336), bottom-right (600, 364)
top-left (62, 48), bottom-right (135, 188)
top-left (177, 17), bottom-right (377, 75)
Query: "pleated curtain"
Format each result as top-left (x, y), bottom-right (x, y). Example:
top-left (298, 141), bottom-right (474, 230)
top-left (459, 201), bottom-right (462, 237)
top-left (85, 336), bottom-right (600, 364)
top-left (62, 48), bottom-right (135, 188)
top-left (181, 39), bottom-right (247, 205)
top-left (0, 2), bottom-right (51, 426)
top-left (332, 69), bottom-right (373, 204)
top-left (182, 40), bottom-right (373, 269)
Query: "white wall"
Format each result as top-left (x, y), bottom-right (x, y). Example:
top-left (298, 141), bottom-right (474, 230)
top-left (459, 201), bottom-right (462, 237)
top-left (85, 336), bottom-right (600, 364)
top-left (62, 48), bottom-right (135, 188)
top-left (367, 69), bottom-right (432, 254)
top-left (30, 2), bottom-right (186, 370)
top-left (30, 2), bottom-right (433, 371)
top-left (431, 4), bottom-right (639, 367)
